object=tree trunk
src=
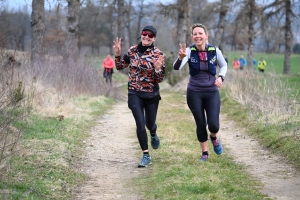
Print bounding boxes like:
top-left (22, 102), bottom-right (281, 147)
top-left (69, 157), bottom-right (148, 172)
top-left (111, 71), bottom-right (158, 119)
top-left (31, 0), bottom-right (45, 64)
top-left (214, 0), bottom-right (231, 49)
top-left (176, 0), bottom-right (189, 46)
top-left (117, 0), bottom-right (125, 55)
top-left (185, 1), bottom-right (191, 45)
top-left (283, 0), bottom-right (292, 74)
top-left (135, 0), bottom-right (145, 40)
top-left (65, 0), bottom-right (80, 66)
top-left (176, 0), bottom-right (189, 76)
top-left (125, 0), bottom-right (133, 47)
top-left (247, 0), bottom-right (255, 71)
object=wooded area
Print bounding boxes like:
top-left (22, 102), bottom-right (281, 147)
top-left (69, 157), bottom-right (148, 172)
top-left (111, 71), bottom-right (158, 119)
top-left (0, 0), bottom-right (300, 74)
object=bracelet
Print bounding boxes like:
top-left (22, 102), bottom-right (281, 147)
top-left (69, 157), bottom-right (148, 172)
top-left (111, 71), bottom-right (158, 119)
top-left (115, 56), bottom-right (121, 58)
top-left (155, 68), bottom-right (162, 73)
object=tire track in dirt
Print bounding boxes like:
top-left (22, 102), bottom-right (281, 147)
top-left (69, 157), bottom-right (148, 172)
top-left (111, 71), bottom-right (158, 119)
top-left (220, 114), bottom-right (300, 199)
top-left (73, 102), bottom-right (145, 200)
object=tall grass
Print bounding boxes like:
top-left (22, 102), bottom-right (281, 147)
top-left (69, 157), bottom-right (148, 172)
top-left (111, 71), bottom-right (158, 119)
top-left (222, 68), bottom-right (300, 169)
top-left (0, 49), bottom-right (122, 199)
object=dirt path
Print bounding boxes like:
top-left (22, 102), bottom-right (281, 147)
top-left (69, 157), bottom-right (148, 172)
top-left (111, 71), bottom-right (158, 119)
top-left (73, 101), bottom-right (300, 200)
top-left (73, 102), bottom-right (146, 200)
top-left (220, 114), bottom-right (300, 199)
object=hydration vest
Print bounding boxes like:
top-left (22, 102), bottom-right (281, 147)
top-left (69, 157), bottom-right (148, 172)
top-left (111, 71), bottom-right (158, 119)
top-left (187, 44), bottom-right (217, 76)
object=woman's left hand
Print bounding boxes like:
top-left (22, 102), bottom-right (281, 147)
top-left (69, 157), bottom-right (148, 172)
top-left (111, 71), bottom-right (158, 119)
top-left (154, 55), bottom-right (164, 71)
top-left (214, 77), bottom-right (223, 88)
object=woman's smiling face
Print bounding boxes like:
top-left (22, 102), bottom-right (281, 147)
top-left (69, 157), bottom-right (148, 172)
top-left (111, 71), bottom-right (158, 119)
top-left (141, 30), bottom-right (156, 46)
top-left (192, 27), bottom-right (208, 48)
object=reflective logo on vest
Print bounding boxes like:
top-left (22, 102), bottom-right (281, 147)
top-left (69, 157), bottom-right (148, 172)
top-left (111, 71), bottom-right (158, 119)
top-left (209, 55), bottom-right (216, 64)
top-left (190, 57), bottom-right (197, 63)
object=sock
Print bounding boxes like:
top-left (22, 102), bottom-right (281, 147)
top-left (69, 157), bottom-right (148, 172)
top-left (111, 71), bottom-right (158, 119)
top-left (150, 132), bottom-right (156, 137)
top-left (210, 135), bottom-right (217, 141)
top-left (202, 151), bottom-right (208, 156)
top-left (143, 152), bottom-right (149, 155)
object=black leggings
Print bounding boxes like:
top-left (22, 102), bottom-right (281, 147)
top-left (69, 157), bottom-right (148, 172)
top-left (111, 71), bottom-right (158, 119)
top-left (187, 89), bottom-right (220, 143)
top-left (128, 94), bottom-right (160, 151)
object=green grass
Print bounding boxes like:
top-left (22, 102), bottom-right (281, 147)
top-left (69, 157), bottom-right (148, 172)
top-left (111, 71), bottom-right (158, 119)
top-left (226, 51), bottom-right (300, 74)
top-left (135, 92), bottom-right (266, 200)
top-left (1, 96), bottom-right (114, 199)
top-left (220, 87), bottom-right (300, 170)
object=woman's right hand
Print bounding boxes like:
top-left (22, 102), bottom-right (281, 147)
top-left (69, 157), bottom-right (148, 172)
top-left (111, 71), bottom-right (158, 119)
top-left (113, 37), bottom-right (121, 56)
top-left (178, 44), bottom-right (187, 60)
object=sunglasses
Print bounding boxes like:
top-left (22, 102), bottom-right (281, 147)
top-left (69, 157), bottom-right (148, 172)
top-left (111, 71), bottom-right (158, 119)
top-left (141, 31), bottom-right (155, 38)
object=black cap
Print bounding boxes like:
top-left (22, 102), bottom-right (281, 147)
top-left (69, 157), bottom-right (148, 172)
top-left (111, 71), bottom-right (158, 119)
top-left (142, 25), bottom-right (157, 37)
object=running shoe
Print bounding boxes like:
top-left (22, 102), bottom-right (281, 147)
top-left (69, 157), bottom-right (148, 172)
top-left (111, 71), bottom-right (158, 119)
top-left (138, 154), bottom-right (152, 168)
top-left (211, 138), bottom-right (223, 155)
top-left (151, 133), bottom-right (160, 149)
top-left (200, 155), bottom-right (208, 162)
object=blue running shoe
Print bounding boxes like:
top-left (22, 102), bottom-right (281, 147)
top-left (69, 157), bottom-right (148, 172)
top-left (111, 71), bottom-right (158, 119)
top-left (200, 155), bottom-right (208, 162)
top-left (138, 154), bottom-right (152, 168)
top-left (211, 138), bottom-right (223, 155)
top-left (151, 133), bottom-right (160, 149)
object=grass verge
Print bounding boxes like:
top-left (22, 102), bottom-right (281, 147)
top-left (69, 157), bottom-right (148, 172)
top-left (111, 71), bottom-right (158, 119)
top-left (221, 87), bottom-right (300, 170)
top-left (0, 96), bottom-right (114, 199)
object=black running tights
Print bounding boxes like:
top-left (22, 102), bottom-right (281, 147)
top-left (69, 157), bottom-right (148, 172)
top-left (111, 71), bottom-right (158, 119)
top-left (187, 89), bottom-right (220, 143)
top-left (128, 94), bottom-right (159, 151)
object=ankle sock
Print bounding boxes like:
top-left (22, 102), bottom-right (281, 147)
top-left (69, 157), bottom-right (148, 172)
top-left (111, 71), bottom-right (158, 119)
top-left (150, 133), bottom-right (156, 137)
top-left (210, 135), bottom-right (217, 141)
top-left (202, 151), bottom-right (208, 156)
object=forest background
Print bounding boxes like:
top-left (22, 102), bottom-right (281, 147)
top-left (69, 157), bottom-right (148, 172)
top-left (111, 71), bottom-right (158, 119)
top-left (1, 0), bottom-right (300, 199)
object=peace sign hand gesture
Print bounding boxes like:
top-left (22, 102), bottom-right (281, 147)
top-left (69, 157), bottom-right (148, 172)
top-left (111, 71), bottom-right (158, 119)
top-left (178, 44), bottom-right (187, 60)
top-left (113, 37), bottom-right (122, 56)
top-left (153, 54), bottom-right (164, 71)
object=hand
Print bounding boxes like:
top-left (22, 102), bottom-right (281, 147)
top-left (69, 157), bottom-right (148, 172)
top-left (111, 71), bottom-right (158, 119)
top-left (214, 77), bottom-right (223, 88)
top-left (113, 37), bottom-right (121, 56)
top-left (178, 44), bottom-right (187, 60)
top-left (154, 55), bottom-right (164, 71)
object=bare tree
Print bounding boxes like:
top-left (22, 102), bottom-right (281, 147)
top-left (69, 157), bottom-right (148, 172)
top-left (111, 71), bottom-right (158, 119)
top-left (213, 0), bottom-right (233, 50)
top-left (135, 0), bottom-right (146, 40)
top-left (65, 0), bottom-right (80, 65)
top-left (124, 0), bottom-right (134, 46)
top-left (262, 0), bottom-right (294, 74)
top-left (176, 0), bottom-right (190, 46)
top-left (283, 0), bottom-right (292, 74)
top-left (246, 0), bottom-right (257, 72)
top-left (117, 0), bottom-right (125, 54)
top-left (31, 0), bottom-right (45, 64)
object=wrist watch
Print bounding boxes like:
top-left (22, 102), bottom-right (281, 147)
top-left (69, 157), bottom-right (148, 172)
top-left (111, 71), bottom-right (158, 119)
top-left (218, 75), bottom-right (224, 82)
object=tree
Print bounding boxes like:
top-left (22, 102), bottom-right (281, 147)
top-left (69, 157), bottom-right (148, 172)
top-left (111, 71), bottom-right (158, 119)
top-left (117, 0), bottom-right (125, 55)
top-left (283, 0), bottom-right (292, 74)
top-left (262, 0), bottom-right (294, 74)
top-left (246, 0), bottom-right (258, 72)
top-left (31, 0), bottom-right (45, 64)
top-left (176, 0), bottom-right (190, 46)
top-left (65, 0), bottom-right (80, 65)
top-left (135, 0), bottom-right (146, 40)
top-left (213, 0), bottom-right (233, 50)
top-left (124, 0), bottom-right (134, 46)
